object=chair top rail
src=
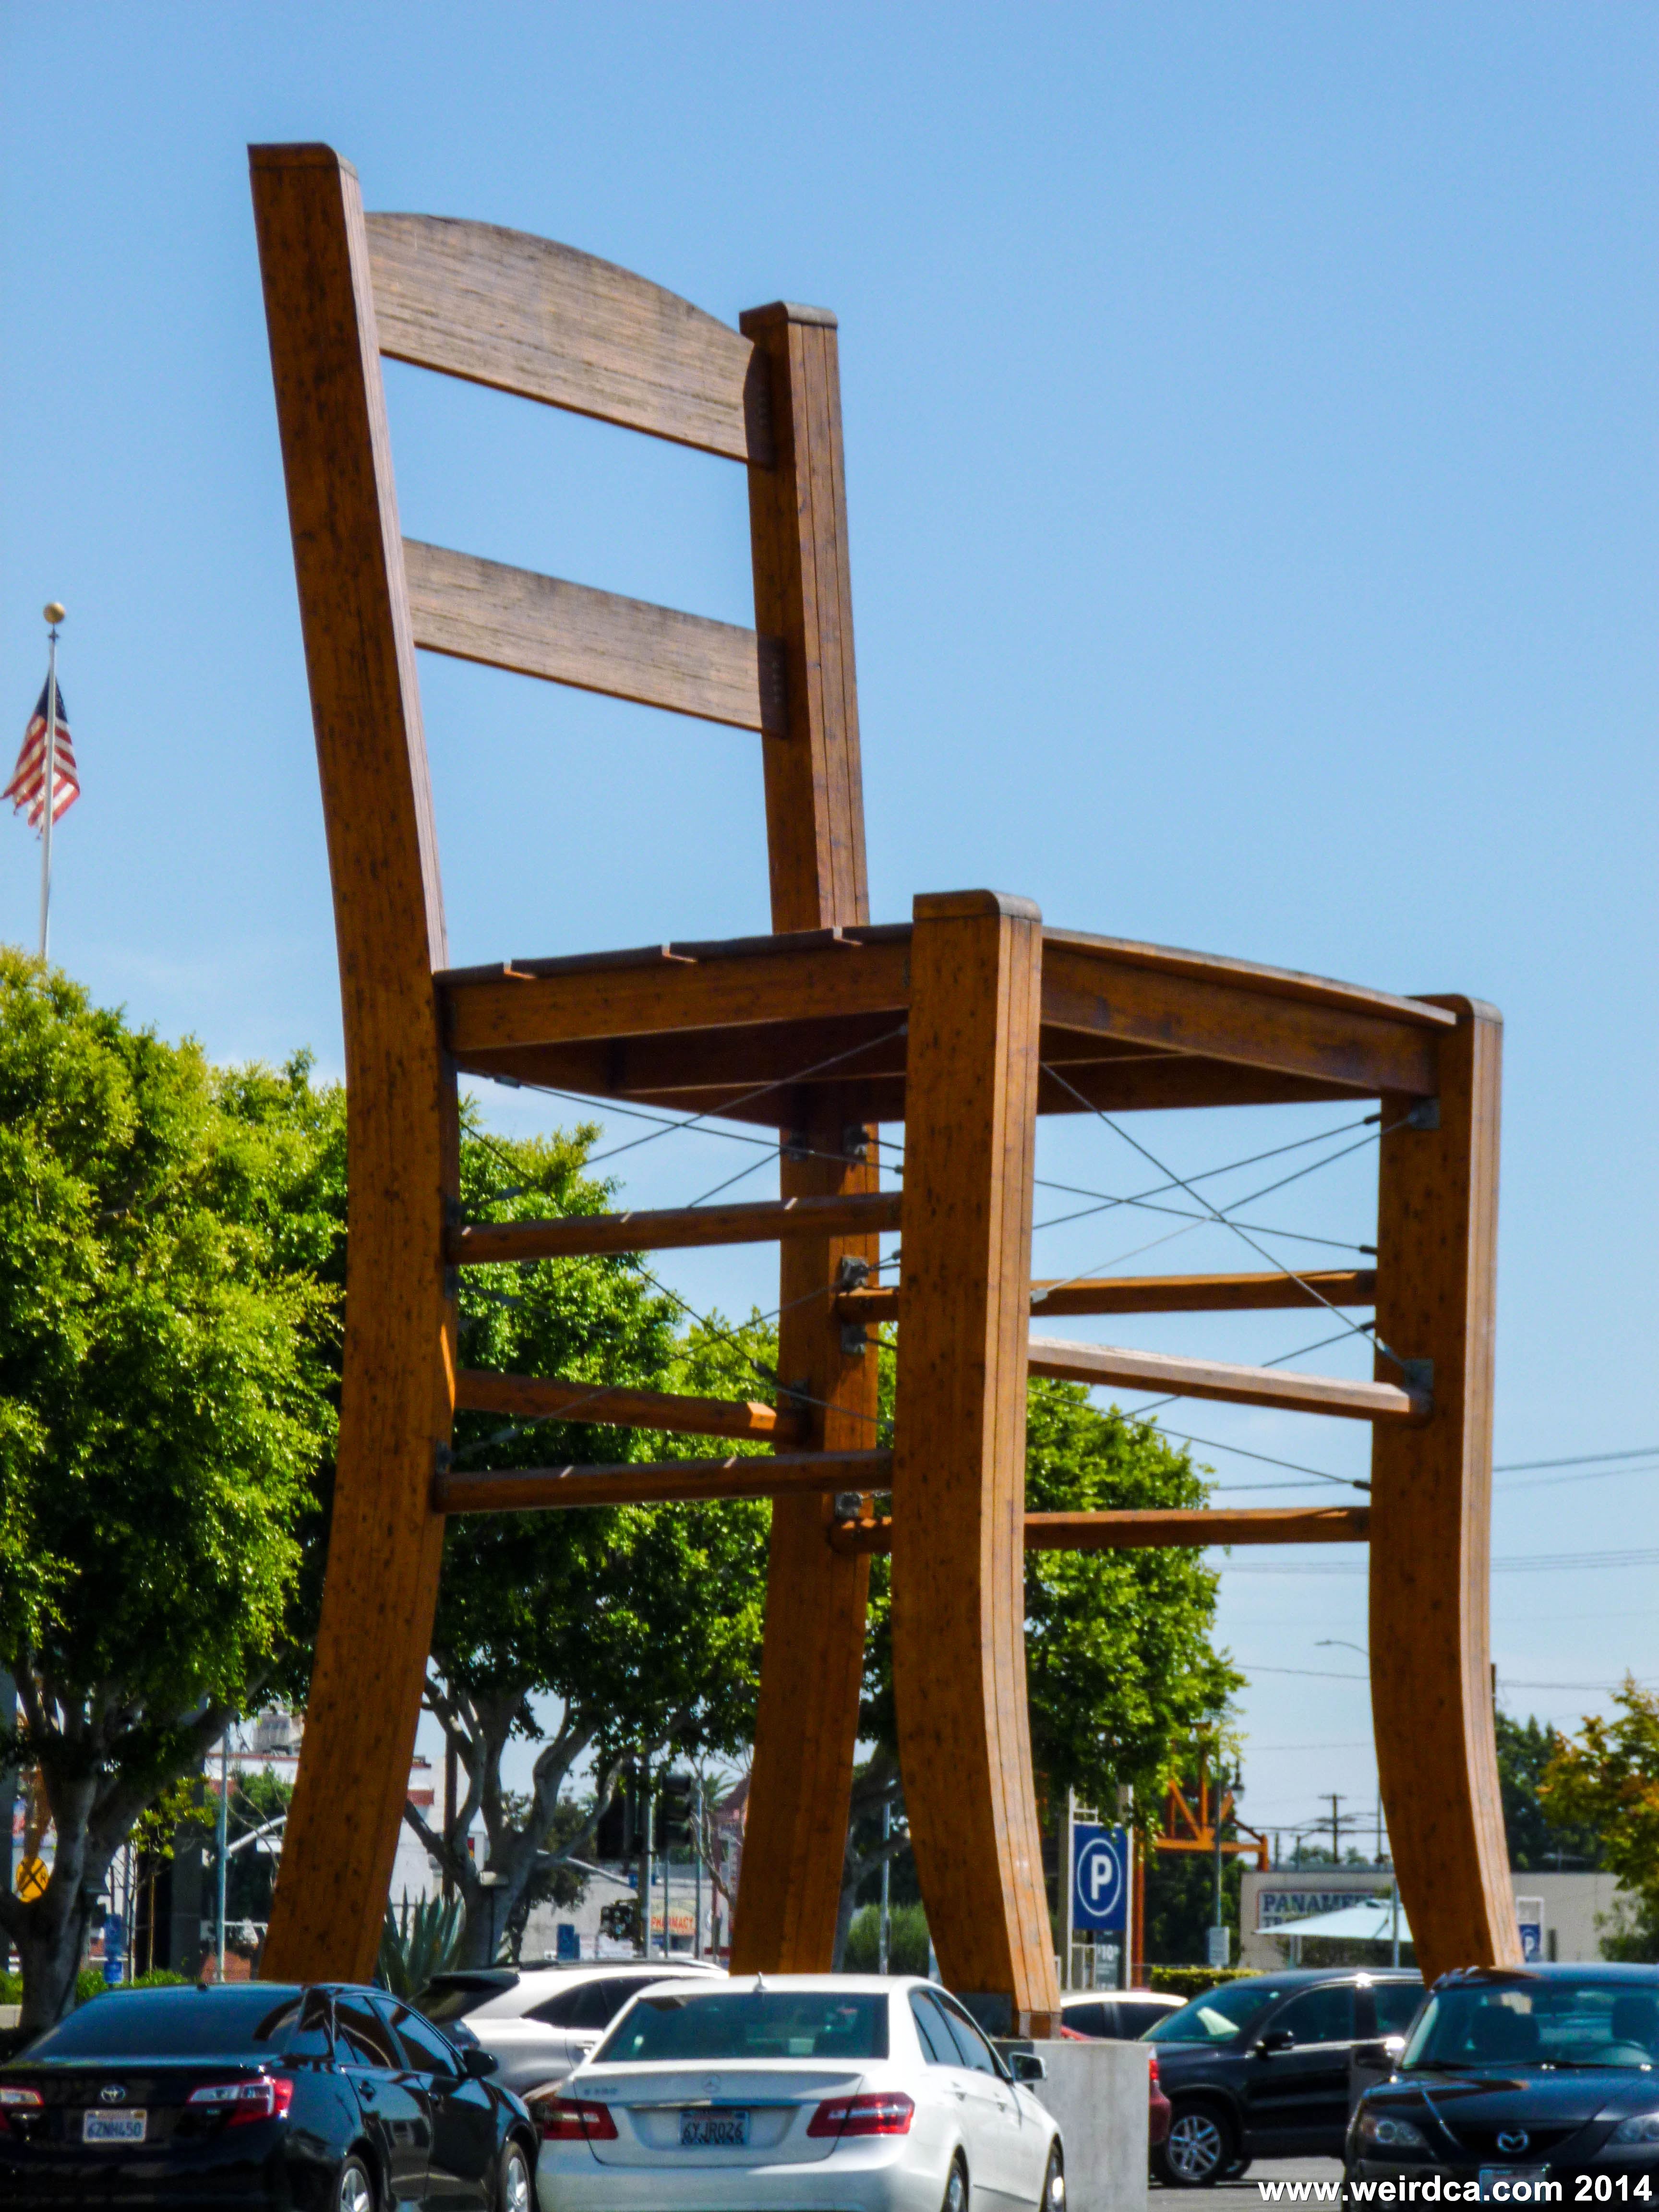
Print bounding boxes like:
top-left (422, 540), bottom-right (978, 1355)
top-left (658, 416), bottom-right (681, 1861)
top-left (365, 212), bottom-right (773, 463)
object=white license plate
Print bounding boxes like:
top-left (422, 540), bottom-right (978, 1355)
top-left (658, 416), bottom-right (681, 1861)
top-left (680, 2110), bottom-right (750, 2148)
top-left (83, 2109), bottom-right (147, 2144)
top-left (1478, 2168), bottom-right (1550, 2200)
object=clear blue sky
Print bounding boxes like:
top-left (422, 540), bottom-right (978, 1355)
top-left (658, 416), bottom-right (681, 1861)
top-left (3, 3), bottom-right (1655, 1854)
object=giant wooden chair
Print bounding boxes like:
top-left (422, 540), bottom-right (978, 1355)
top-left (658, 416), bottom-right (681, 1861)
top-left (251, 144), bottom-right (1517, 2024)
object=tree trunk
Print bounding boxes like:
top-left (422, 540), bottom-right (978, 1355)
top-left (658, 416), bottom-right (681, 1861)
top-left (12, 1886), bottom-right (91, 2032)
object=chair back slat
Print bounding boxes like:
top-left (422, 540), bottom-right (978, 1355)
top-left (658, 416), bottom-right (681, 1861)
top-left (366, 214), bottom-right (771, 463)
top-left (403, 539), bottom-right (785, 734)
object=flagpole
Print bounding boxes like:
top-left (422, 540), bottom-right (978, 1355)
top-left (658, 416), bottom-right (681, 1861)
top-left (38, 602), bottom-right (64, 962)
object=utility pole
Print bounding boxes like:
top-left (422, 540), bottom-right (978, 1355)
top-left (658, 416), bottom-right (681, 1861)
top-left (636, 1762), bottom-right (652, 1960)
top-left (879, 1795), bottom-right (892, 1974)
top-left (1328, 1793), bottom-right (1344, 1866)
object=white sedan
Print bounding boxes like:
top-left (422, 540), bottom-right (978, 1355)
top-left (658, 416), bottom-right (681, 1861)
top-left (530, 1974), bottom-right (1064, 2212)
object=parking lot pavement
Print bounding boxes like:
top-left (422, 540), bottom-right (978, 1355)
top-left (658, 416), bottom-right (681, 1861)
top-left (1219, 2156), bottom-right (1345, 2194)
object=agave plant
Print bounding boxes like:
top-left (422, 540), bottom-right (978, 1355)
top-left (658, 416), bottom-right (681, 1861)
top-left (377, 1892), bottom-right (468, 2001)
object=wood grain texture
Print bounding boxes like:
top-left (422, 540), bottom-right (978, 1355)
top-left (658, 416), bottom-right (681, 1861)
top-left (834, 1506), bottom-right (1371, 1554)
top-left (838, 1267), bottom-right (1378, 1325)
top-left (442, 932), bottom-right (910, 1057)
top-left (733, 1108), bottom-right (884, 1974)
top-left (366, 213), bottom-right (769, 462)
top-left (249, 143), bottom-right (453, 1984)
top-left (743, 304), bottom-right (869, 937)
top-left (436, 1450), bottom-right (889, 1514)
top-left (1370, 999), bottom-right (1516, 1983)
top-left (403, 539), bottom-right (785, 734)
top-left (730, 307), bottom-right (878, 1975)
top-left (890, 891), bottom-right (1061, 2036)
top-left (449, 1191), bottom-right (901, 1264)
top-left (454, 1369), bottom-right (807, 1446)
top-left (1042, 938), bottom-right (1443, 1097)
top-left (1027, 1337), bottom-right (1428, 1423)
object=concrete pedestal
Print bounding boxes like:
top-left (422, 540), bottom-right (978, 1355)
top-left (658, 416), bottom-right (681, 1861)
top-left (997, 2037), bottom-right (1149, 2212)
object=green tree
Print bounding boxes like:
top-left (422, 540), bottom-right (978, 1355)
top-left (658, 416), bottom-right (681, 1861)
top-left (403, 1125), bottom-right (772, 1965)
top-left (1498, 1709), bottom-right (1601, 1872)
top-left (855, 1377), bottom-right (1241, 1957)
top-left (1542, 1682), bottom-right (1659, 1958)
top-left (0, 956), bottom-right (340, 2027)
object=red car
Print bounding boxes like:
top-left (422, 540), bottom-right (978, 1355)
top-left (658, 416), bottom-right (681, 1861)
top-left (1058, 2024), bottom-right (1170, 2146)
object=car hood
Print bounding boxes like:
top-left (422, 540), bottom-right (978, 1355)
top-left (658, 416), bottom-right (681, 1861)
top-left (1373, 2069), bottom-right (1659, 2135)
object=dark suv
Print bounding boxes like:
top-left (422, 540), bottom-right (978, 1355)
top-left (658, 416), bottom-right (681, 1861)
top-left (1148, 1967), bottom-right (1424, 2185)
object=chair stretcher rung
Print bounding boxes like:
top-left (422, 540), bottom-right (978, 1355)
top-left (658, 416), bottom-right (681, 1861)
top-left (836, 1267), bottom-right (1377, 1325)
top-left (454, 1369), bottom-right (806, 1446)
top-left (1026, 1336), bottom-right (1427, 1423)
top-left (434, 1449), bottom-right (892, 1515)
top-left (449, 1192), bottom-right (900, 1264)
top-left (830, 1505), bottom-right (1371, 1555)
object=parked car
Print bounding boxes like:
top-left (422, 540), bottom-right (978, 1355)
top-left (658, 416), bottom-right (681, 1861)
top-left (1057, 1995), bottom-right (1178, 2153)
top-left (0, 1979), bottom-right (537, 2209)
top-left (1060, 1989), bottom-right (1184, 2040)
top-left (1146, 1966), bottom-right (1424, 2186)
top-left (422, 1960), bottom-right (725, 2095)
top-left (1349, 1963), bottom-right (1659, 2196)
top-left (529, 1973), bottom-right (1064, 2212)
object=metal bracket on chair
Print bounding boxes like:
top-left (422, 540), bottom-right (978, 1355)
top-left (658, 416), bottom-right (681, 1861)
top-left (841, 1124), bottom-right (870, 1164)
top-left (832, 1491), bottom-right (863, 1521)
top-left (433, 1442), bottom-right (453, 1476)
top-left (841, 1322), bottom-right (869, 1358)
top-left (1406, 1098), bottom-right (1441, 1131)
top-left (1400, 1357), bottom-right (1434, 1396)
top-left (782, 1130), bottom-right (811, 1163)
top-left (836, 1255), bottom-right (870, 1290)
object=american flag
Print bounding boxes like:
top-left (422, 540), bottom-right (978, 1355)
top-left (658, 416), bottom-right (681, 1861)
top-left (5, 675), bottom-right (79, 831)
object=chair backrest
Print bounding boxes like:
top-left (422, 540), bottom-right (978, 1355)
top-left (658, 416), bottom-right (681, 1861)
top-left (249, 142), bottom-right (869, 1010)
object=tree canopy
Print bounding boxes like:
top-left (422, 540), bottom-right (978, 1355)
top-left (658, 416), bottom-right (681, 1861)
top-left (0, 955), bottom-right (340, 2024)
top-left (1541, 1682), bottom-right (1659, 1957)
top-left (1497, 1708), bottom-right (1602, 1873)
top-left (408, 1120), bottom-right (772, 1962)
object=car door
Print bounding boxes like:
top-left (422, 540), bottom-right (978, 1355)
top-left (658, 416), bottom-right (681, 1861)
top-left (934, 1992), bottom-right (1044, 2208)
top-left (1244, 1982), bottom-right (1358, 2150)
top-left (334, 1991), bottom-right (431, 2204)
top-left (384, 2000), bottom-right (499, 2211)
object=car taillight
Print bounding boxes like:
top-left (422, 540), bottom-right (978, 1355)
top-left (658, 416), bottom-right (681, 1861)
top-left (185, 2076), bottom-right (295, 2126)
top-left (535, 2097), bottom-right (619, 2142)
top-left (1148, 2051), bottom-right (1160, 2084)
top-left (0, 2081), bottom-right (42, 2133)
top-left (807, 2092), bottom-right (915, 2139)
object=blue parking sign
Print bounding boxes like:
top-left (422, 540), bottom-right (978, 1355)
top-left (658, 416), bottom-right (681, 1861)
top-left (1072, 1822), bottom-right (1129, 1934)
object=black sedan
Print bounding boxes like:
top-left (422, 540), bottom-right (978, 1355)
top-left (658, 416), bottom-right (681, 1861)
top-left (0, 1979), bottom-right (538, 2209)
top-left (1147, 1965), bottom-right (1425, 2184)
top-left (1350, 1963), bottom-right (1659, 2198)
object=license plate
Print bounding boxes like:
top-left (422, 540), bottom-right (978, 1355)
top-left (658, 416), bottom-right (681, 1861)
top-left (83, 2109), bottom-right (147, 2144)
top-left (679, 2110), bottom-right (750, 2148)
top-left (1478, 2168), bottom-right (1550, 2200)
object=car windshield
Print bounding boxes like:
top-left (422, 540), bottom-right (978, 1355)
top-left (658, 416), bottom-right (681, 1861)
top-left (17, 1987), bottom-right (301, 2059)
top-left (1403, 1979), bottom-right (1659, 2072)
top-left (1147, 1981), bottom-right (1284, 2045)
top-left (420, 1974), bottom-right (518, 2025)
top-left (595, 1989), bottom-right (889, 2064)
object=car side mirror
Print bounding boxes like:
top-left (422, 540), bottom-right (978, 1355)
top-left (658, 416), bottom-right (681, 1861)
top-left (461, 2046), bottom-right (499, 2079)
top-left (1009, 2052), bottom-right (1047, 2084)
top-left (1255, 2029), bottom-right (1295, 2057)
top-left (1353, 2036), bottom-right (1405, 2070)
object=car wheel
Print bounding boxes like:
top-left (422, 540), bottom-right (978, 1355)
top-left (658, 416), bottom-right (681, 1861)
top-left (1040, 2142), bottom-right (1066, 2212)
top-left (943, 2152), bottom-right (970, 2212)
top-left (498, 2139), bottom-right (533, 2212)
top-left (1224, 2155), bottom-right (1252, 2181)
top-left (1156, 2101), bottom-right (1235, 2188)
top-left (332, 2156), bottom-right (377, 2212)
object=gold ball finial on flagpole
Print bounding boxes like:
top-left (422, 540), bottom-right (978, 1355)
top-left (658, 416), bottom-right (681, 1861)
top-left (43, 602), bottom-right (65, 626)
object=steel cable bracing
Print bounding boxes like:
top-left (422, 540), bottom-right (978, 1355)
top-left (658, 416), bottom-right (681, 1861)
top-left (1039, 1061), bottom-right (1407, 1371)
top-left (1030, 1113), bottom-right (1381, 1240)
